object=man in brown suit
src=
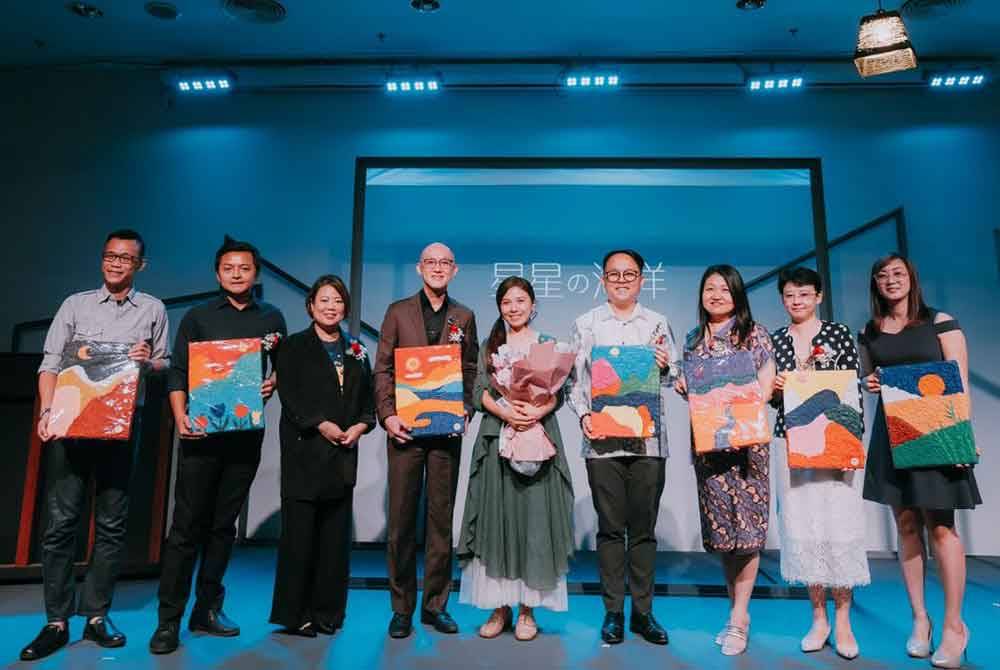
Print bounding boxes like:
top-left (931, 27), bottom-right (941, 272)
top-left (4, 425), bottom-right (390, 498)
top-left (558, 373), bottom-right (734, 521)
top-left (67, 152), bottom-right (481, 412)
top-left (373, 242), bottom-right (478, 639)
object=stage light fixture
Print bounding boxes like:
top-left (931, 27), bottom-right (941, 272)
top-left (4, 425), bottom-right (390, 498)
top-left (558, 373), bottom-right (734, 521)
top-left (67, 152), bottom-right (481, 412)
top-left (174, 75), bottom-right (233, 95)
top-left (385, 77), bottom-right (442, 94)
top-left (747, 74), bottom-right (804, 93)
top-left (853, 6), bottom-right (917, 78)
top-left (563, 72), bottom-right (620, 89)
top-left (927, 71), bottom-right (988, 90)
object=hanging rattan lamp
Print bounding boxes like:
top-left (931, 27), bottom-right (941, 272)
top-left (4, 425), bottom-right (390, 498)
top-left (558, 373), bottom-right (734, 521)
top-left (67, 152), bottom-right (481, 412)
top-left (853, 4), bottom-right (918, 78)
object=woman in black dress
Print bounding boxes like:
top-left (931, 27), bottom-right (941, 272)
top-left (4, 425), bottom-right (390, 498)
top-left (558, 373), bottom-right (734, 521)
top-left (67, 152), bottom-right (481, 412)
top-left (269, 275), bottom-right (375, 636)
top-left (860, 254), bottom-right (980, 668)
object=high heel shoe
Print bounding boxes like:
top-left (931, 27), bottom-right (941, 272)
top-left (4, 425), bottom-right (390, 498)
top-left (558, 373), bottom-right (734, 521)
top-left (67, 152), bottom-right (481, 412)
top-left (906, 617), bottom-right (934, 658)
top-left (835, 634), bottom-right (860, 660)
top-left (800, 623), bottom-right (831, 653)
top-left (930, 623), bottom-right (970, 669)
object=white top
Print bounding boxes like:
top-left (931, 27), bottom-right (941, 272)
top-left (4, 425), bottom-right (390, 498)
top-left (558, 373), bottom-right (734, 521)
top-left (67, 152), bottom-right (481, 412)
top-left (568, 302), bottom-right (680, 459)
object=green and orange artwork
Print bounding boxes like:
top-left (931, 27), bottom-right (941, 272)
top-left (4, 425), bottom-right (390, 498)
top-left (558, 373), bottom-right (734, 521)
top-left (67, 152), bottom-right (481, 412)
top-left (880, 360), bottom-right (977, 468)
top-left (188, 338), bottom-right (264, 434)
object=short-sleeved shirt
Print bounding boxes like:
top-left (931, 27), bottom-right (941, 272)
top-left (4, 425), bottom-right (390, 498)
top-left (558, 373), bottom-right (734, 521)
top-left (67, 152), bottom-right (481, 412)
top-left (568, 302), bottom-right (681, 459)
top-left (683, 317), bottom-right (774, 371)
top-left (770, 320), bottom-right (862, 438)
top-left (39, 285), bottom-right (169, 375)
top-left (168, 295), bottom-right (287, 394)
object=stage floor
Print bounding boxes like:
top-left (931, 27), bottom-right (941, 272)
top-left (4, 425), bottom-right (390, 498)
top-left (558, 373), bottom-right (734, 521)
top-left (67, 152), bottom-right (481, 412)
top-left (2, 547), bottom-right (997, 669)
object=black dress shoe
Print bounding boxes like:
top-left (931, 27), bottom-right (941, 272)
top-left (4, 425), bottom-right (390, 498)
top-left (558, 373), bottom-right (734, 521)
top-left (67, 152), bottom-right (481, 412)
top-left (420, 609), bottom-right (459, 634)
top-left (601, 612), bottom-right (625, 644)
top-left (630, 610), bottom-right (669, 645)
top-left (83, 616), bottom-right (127, 648)
top-left (280, 623), bottom-right (317, 638)
top-left (20, 623), bottom-right (69, 661)
top-left (388, 613), bottom-right (412, 639)
top-left (315, 620), bottom-right (339, 635)
top-left (189, 608), bottom-right (240, 637)
top-left (148, 622), bottom-right (180, 655)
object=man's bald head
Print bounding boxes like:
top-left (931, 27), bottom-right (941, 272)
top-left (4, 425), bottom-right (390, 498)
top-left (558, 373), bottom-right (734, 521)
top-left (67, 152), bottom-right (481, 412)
top-left (419, 242), bottom-right (454, 263)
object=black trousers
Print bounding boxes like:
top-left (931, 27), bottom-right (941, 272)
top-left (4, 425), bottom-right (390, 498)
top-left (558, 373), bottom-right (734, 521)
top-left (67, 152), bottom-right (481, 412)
top-left (41, 438), bottom-right (134, 621)
top-left (269, 495), bottom-right (353, 629)
top-left (585, 456), bottom-right (666, 614)
top-left (157, 431), bottom-right (262, 624)
top-left (386, 437), bottom-right (461, 615)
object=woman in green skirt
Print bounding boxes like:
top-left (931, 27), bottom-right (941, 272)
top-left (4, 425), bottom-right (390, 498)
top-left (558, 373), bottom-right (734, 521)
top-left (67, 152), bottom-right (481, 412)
top-left (457, 276), bottom-right (575, 641)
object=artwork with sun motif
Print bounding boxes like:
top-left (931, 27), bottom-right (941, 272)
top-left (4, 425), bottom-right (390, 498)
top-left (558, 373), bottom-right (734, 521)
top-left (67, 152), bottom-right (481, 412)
top-left (395, 344), bottom-right (465, 438)
top-left (784, 370), bottom-right (865, 469)
top-left (880, 360), bottom-right (977, 468)
top-left (48, 341), bottom-right (140, 440)
top-left (684, 351), bottom-right (770, 454)
top-left (188, 338), bottom-right (264, 434)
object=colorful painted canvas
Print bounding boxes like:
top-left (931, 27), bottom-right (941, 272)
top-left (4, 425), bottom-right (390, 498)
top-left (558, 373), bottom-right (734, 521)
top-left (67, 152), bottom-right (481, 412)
top-left (395, 344), bottom-right (465, 438)
top-left (881, 361), bottom-right (977, 468)
top-left (784, 370), bottom-right (865, 469)
top-left (188, 338), bottom-right (264, 434)
top-left (590, 345), bottom-right (659, 439)
top-left (48, 341), bottom-right (140, 440)
top-left (685, 351), bottom-right (770, 454)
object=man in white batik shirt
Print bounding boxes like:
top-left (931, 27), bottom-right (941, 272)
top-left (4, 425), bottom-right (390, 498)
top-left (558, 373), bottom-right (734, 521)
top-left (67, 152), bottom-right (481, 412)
top-left (568, 248), bottom-right (679, 647)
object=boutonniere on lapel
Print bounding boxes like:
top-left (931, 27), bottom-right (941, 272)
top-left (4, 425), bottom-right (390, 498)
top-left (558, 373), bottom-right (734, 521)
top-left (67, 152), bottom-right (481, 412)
top-left (262, 331), bottom-right (282, 352)
top-left (800, 343), bottom-right (841, 370)
top-left (347, 339), bottom-right (368, 361)
top-left (447, 317), bottom-right (464, 344)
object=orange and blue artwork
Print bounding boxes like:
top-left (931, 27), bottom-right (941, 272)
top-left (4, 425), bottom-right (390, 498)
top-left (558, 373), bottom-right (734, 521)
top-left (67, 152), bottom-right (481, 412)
top-left (881, 361), bottom-right (977, 468)
top-left (48, 341), bottom-right (140, 440)
top-left (395, 344), bottom-right (465, 438)
top-left (590, 345), bottom-right (659, 439)
top-left (685, 351), bottom-right (770, 454)
top-left (188, 338), bottom-right (264, 434)
top-left (784, 370), bottom-right (865, 469)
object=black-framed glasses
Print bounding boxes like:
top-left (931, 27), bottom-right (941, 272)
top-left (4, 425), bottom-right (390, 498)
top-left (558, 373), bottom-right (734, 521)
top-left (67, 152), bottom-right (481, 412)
top-left (604, 270), bottom-right (640, 283)
top-left (102, 252), bottom-right (141, 267)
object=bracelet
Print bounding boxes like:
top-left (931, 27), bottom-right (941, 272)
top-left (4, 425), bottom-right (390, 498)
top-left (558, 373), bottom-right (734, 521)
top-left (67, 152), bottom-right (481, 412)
top-left (579, 412), bottom-right (590, 428)
top-left (39, 407), bottom-right (51, 417)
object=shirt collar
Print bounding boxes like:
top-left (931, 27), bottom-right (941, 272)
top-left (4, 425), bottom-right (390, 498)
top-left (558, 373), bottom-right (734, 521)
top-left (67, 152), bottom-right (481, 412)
top-left (710, 316), bottom-right (737, 339)
top-left (598, 301), bottom-right (648, 323)
top-left (97, 284), bottom-right (137, 305)
top-left (214, 292), bottom-right (260, 310)
top-left (418, 289), bottom-right (449, 312)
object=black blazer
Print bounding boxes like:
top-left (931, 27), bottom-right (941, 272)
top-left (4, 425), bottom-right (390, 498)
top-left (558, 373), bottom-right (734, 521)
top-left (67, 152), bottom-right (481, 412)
top-left (276, 326), bottom-right (376, 501)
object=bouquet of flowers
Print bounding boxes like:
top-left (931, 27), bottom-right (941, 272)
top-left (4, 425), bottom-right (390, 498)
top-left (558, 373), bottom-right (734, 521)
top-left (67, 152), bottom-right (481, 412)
top-left (491, 339), bottom-right (576, 476)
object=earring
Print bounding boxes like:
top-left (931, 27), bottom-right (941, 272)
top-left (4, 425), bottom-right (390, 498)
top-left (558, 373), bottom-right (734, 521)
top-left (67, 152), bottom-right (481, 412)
top-left (529, 309), bottom-right (538, 322)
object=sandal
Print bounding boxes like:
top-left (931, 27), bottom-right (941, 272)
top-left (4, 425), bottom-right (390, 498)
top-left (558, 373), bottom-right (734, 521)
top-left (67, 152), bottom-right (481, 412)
top-left (720, 624), bottom-right (750, 656)
top-left (514, 608), bottom-right (538, 641)
top-left (478, 606), bottom-right (512, 639)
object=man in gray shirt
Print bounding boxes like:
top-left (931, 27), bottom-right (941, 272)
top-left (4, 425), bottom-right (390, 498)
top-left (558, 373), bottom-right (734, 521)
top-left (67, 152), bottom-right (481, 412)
top-left (20, 230), bottom-right (169, 662)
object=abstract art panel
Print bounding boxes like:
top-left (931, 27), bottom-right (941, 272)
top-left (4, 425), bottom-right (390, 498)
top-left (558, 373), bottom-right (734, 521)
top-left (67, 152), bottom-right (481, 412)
top-left (188, 338), bottom-right (264, 434)
top-left (590, 345), bottom-right (659, 439)
top-left (49, 341), bottom-right (140, 440)
top-left (881, 360), bottom-right (977, 468)
top-left (395, 344), bottom-right (465, 438)
top-left (784, 370), bottom-right (865, 469)
top-left (685, 351), bottom-right (770, 454)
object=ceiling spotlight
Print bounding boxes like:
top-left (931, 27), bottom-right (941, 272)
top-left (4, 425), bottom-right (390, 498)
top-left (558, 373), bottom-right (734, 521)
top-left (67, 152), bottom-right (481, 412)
top-left (736, 0), bottom-right (766, 9)
top-left (563, 72), bottom-right (619, 89)
top-left (68, 2), bottom-right (104, 18)
top-left (926, 71), bottom-right (988, 90)
top-left (853, 7), bottom-right (917, 77)
top-left (747, 74), bottom-right (804, 92)
top-left (410, 0), bottom-right (440, 12)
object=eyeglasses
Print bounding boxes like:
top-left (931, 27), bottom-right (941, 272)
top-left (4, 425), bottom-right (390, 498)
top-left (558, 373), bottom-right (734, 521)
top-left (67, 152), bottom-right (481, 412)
top-left (875, 270), bottom-right (907, 283)
top-left (102, 253), bottom-right (141, 267)
top-left (604, 270), bottom-right (640, 283)
top-left (782, 291), bottom-right (818, 301)
top-left (421, 258), bottom-right (455, 269)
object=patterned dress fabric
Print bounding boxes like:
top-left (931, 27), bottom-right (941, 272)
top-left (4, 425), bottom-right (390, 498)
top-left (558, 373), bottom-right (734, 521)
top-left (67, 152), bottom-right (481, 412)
top-left (684, 319), bottom-right (774, 554)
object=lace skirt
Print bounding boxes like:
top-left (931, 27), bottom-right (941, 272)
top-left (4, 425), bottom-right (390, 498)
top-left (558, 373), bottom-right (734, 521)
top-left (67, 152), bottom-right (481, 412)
top-left (774, 439), bottom-right (871, 589)
top-left (459, 557), bottom-right (569, 611)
